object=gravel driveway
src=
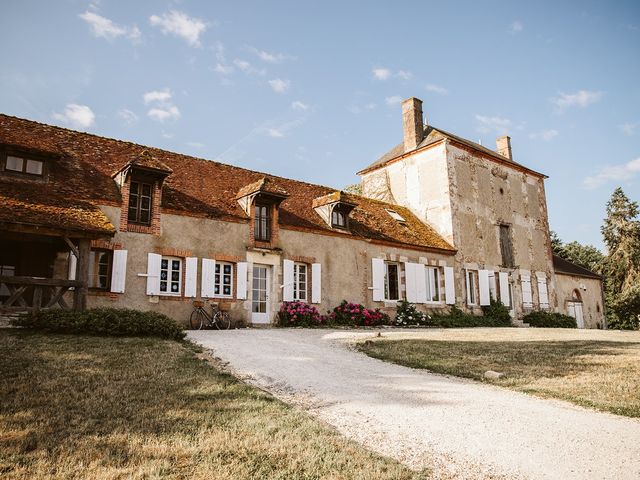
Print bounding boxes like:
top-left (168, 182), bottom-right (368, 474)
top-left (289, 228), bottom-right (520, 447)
top-left (188, 329), bottom-right (640, 480)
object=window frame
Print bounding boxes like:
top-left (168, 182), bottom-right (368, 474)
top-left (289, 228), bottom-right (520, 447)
top-left (128, 179), bottom-right (154, 226)
top-left (331, 209), bottom-right (347, 229)
top-left (254, 203), bottom-right (272, 242)
top-left (293, 262), bottom-right (308, 302)
top-left (159, 256), bottom-right (182, 296)
top-left (499, 224), bottom-right (515, 268)
top-left (88, 249), bottom-right (112, 290)
top-left (425, 266), bottom-right (442, 303)
top-left (384, 262), bottom-right (401, 301)
top-left (466, 269), bottom-right (479, 305)
top-left (1, 150), bottom-right (47, 179)
top-left (214, 261), bottom-right (234, 298)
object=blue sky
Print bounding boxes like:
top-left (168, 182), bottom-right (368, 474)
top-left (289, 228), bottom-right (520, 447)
top-left (1, 0), bottom-right (639, 249)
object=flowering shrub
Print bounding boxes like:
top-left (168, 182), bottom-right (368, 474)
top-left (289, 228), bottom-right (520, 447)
top-left (393, 300), bottom-right (430, 326)
top-left (277, 301), bottom-right (324, 327)
top-left (328, 300), bottom-right (390, 327)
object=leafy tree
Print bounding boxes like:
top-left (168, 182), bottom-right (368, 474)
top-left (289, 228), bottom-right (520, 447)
top-left (561, 241), bottom-right (604, 273)
top-left (344, 183), bottom-right (362, 195)
top-left (600, 188), bottom-right (640, 329)
top-left (550, 230), bottom-right (564, 256)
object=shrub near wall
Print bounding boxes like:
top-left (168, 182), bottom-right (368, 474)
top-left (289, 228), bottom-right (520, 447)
top-left (13, 308), bottom-right (186, 340)
top-left (277, 301), bottom-right (324, 327)
top-left (522, 311), bottom-right (577, 328)
top-left (329, 301), bottom-right (390, 327)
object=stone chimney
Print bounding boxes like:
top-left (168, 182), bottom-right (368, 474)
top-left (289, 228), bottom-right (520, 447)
top-left (402, 97), bottom-right (424, 152)
top-left (496, 135), bottom-right (512, 161)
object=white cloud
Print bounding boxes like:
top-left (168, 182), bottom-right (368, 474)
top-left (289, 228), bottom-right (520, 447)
top-left (266, 128), bottom-right (285, 138)
top-left (118, 108), bottom-right (138, 126)
top-left (79, 11), bottom-right (141, 41)
top-left (143, 88), bottom-right (172, 104)
top-left (385, 95), bottom-right (402, 106)
top-left (508, 21), bottom-right (524, 34)
top-left (583, 157), bottom-right (640, 189)
top-left (143, 89), bottom-right (180, 122)
top-left (396, 70), bottom-right (413, 80)
top-left (232, 59), bottom-right (265, 76)
top-left (268, 78), bottom-right (290, 93)
top-left (425, 83), bottom-right (449, 95)
top-left (249, 47), bottom-right (292, 63)
top-left (620, 122), bottom-right (639, 136)
top-left (528, 129), bottom-right (559, 141)
top-left (149, 10), bottom-right (207, 47)
top-left (372, 68), bottom-right (392, 80)
top-left (148, 106), bottom-right (180, 122)
top-left (291, 101), bottom-right (309, 111)
top-left (348, 102), bottom-right (377, 114)
top-left (186, 141), bottom-right (204, 148)
top-left (213, 63), bottom-right (234, 75)
top-left (52, 104), bottom-right (95, 129)
top-left (552, 90), bottom-right (603, 112)
top-left (475, 114), bottom-right (512, 135)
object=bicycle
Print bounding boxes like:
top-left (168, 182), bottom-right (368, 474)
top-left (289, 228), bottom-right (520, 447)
top-left (189, 301), bottom-right (231, 330)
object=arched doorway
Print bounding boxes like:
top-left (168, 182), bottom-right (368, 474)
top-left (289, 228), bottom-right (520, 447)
top-left (567, 289), bottom-right (584, 328)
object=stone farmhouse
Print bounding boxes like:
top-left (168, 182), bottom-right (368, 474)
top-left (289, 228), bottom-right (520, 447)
top-left (0, 97), bottom-right (604, 328)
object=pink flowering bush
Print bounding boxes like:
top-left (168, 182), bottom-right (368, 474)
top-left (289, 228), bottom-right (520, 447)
top-left (328, 300), bottom-right (390, 327)
top-left (277, 301), bottom-right (324, 327)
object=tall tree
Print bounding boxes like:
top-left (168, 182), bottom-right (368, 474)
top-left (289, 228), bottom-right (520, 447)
top-left (601, 188), bottom-right (640, 329)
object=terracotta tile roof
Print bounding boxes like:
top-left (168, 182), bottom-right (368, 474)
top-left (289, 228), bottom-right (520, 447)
top-left (0, 114), bottom-right (455, 252)
top-left (120, 149), bottom-right (173, 176)
top-left (552, 255), bottom-right (601, 280)
top-left (236, 177), bottom-right (289, 199)
top-left (357, 125), bottom-right (546, 178)
top-left (312, 191), bottom-right (357, 209)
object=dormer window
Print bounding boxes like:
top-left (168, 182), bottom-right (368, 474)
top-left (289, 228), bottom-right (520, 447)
top-left (254, 203), bottom-right (271, 241)
top-left (331, 209), bottom-right (347, 228)
top-left (128, 179), bottom-right (153, 225)
top-left (386, 209), bottom-right (406, 223)
top-left (2, 150), bottom-right (48, 179)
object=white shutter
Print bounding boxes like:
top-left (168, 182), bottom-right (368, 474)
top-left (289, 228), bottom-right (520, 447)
top-left (536, 272), bottom-right (549, 309)
top-left (68, 251), bottom-right (77, 281)
top-left (110, 250), bottom-right (128, 293)
top-left (404, 262), bottom-right (417, 303)
top-left (283, 259), bottom-right (294, 302)
top-left (371, 258), bottom-right (385, 301)
top-left (521, 272), bottom-right (533, 307)
top-left (444, 266), bottom-right (455, 305)
top-left (184, 257), bottom-right (198, 298)
top-left (311, 263), bottom-right (321, 304)
top-left (478, 269), bottom-right (491, 306)
top-left (415, 263), bottom-right (427, 303)
top-left (146, 253), bottom-right (161, 295)
top-left (236, 262), bottom-right (248, 300)
top-left (201, 258), bottom-right (216, 298)
top-left (488, 270), bottom-right (496, 300)
top-left (499, 272), bottom-right (510, 307)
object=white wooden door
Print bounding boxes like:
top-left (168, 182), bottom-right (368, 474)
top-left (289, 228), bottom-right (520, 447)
top-left (251, 264), bottom-right (271, 324)
top-left (568, 301), bottom-right (585, 328)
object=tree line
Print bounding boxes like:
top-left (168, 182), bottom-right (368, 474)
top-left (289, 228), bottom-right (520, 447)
top-left (552, 187), bottom-right (640, 330)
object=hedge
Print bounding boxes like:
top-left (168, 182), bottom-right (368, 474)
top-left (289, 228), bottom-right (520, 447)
top-left (522, 311), bottom-right (577, 328)
top-left (13, 308), bottom-right (186, 340)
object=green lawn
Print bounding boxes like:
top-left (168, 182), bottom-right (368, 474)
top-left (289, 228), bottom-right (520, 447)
top-left (0, 330), bottom-right (428, 479)
top-left (356, 329), bottom-right (640, 418)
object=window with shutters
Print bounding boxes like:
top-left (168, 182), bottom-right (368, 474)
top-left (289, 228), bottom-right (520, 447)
top-left (384, 263), bottom-right (400, 300)
top-left (88, 249), bottom-right (112, 290)
top-left (214, 262), bottom-right (233, 297)
top-left (293, 263), bottom-right (308, 301)
top-left (128, 180), bottom-right (153, 225)
top-left (466, 270), bottom-right (479, 305)
top-left (499, 224), bottom-right (515, 268)
top-left (254, 203), bottom-right (271, 241)
top-left (425, 266), bottom-right (441, 302)
top-left (160, 256), bottom-right (182, 296)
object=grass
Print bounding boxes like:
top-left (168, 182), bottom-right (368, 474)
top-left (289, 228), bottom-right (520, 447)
top-left (0, 330), bottom-right (429, 479)
top-left (356, 328), bottom-right (640, 418)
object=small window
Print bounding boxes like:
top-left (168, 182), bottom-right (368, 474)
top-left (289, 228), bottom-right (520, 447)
top-left (0, 265), bottom-right (16, 296)
top-left (160, 256), bottom-right (182, 295)
top-left (331, 209), bottom-right (346, 228)
top-left (386, 209), bottom-right (406, 222)
top-left (214, 262), bottom-right (234, 297)
top-left (254, 203), bottom-right (271, 241)
top-left (466, 270), bottom-right (479, 305)
top-left (128, 180), bottom-right (153, 225)
top-left (5, 155), bottom-right (44, 176)
top-left (293, 263), bottom-right (307, 301)
top-left (89, 250), bottom-right (112, 290)
top-left (499, 224), bottom-right (514, 267)
top-left (384, 263), bottom-right (400, 300)
top-left (425, 267), bottom-right (441, 302)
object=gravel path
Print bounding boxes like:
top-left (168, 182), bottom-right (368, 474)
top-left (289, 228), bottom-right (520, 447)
top-left (188, 329), bottom-right (640, 480)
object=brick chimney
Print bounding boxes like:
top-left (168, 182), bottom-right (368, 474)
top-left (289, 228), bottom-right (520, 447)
top-left (496, 135), bottom-right (512, 161)
top-left (402, 97), bottom-right (424, 152)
